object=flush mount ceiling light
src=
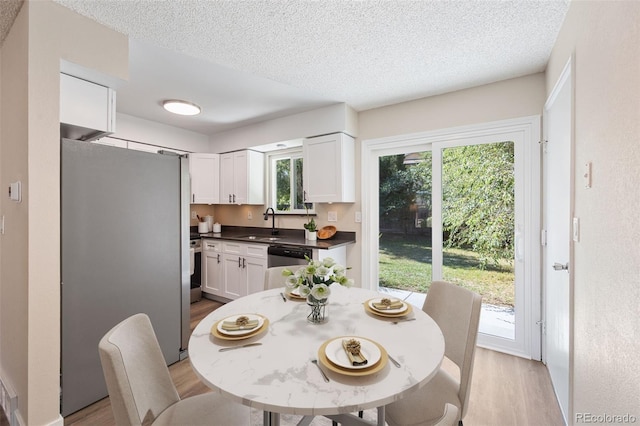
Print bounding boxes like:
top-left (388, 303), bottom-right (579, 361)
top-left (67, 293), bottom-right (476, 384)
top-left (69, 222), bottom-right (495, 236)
top-left (162, 99), bottom-right (201, 116)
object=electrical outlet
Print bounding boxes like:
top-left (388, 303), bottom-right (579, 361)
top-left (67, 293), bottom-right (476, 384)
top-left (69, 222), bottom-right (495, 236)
top-left (191, 211), bottom-right (197, 220)
top-left (355, 212), bottom-right (362, 223)
top-left (248, 211), bottom-right (253, 220)
top-left (328, 211), bottom-right (338, 222)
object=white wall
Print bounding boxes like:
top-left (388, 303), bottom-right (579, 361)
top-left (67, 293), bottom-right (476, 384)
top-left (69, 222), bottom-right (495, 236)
top-left (0, 1), bottom-right (127, 424)
top-left (209, 103), bottom-right (357, 153)
top-left (547, 2), bottom-right (640, 422)
top-left (113, 112), bottom-right (210, 152)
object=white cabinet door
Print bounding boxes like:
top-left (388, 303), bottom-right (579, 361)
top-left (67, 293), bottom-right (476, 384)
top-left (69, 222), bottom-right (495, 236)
top-left (189, 153), bottom-right (220, 204)
top-left (202, 240), bottom-right (223, 296)
top-left (60, 73), bottom-right (115, 138)
top-left (218, 150), bottom-right (264, 205)
top-left (220, 152), bottom-right (236, 204)
top-left (303, 133), bottom-right (355, 203)
top-left (246, 255), bottom-right (268, 295)
top-left (220, 242), bottom-right (267, 300)
top-left (222, 253), bottom-right (245, 299)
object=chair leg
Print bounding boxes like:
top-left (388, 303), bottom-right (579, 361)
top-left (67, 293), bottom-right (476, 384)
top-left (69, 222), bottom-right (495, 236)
top-left (459, 421), bottom-right (463, 426)
top-left (332, 422), bottom-right (337, 426)
top-left (359, 410), bottom-right (363, 418)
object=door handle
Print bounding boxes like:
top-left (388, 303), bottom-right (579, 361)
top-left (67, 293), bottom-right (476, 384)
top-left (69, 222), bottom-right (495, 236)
top-left (552, 262), bottom-right (569, 271)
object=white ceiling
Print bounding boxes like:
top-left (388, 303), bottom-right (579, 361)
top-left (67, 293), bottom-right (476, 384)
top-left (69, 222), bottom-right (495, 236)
top-left (9, 1), bottom-right (571, 136)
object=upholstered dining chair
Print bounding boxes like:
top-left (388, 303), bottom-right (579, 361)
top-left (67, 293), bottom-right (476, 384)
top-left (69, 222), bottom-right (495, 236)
top-left (385, 281), bottom-right (482, 426)
top-left (98, 313), bottom-right (250, 425)
top-left (264, 265), bottom-right (299, 290)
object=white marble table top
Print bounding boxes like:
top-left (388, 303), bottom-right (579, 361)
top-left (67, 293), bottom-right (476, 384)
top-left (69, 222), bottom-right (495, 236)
top-left (188, 285), bottom-right (445, 417)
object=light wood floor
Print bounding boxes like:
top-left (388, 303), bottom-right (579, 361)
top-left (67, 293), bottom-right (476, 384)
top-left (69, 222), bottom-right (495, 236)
top-left (60, 297), bottom-right (563, 426)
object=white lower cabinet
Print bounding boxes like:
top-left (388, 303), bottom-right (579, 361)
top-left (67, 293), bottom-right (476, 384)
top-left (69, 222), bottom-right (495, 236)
top-left (205, 241), bottom-right (267, 300)
top-left (202, 240), bottom-right (223, 296)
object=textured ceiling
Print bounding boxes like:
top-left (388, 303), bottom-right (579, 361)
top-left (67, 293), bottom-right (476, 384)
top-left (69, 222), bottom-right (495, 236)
top-left (8, 1), bottom-right (571, 136)
top-left (0, 0), bottom-right (23, 46)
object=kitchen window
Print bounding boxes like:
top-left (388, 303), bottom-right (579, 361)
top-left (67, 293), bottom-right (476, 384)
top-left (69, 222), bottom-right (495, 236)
top-left (268, 149), bottom-right (313, 214)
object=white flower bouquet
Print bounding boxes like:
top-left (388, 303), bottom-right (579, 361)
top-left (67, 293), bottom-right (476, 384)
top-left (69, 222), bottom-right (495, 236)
top-left (282, 257), bottom-right (353, 301)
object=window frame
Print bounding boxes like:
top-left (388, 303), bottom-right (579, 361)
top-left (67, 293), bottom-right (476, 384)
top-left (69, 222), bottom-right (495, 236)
top-left (267, 148), bottom-right (314, 214)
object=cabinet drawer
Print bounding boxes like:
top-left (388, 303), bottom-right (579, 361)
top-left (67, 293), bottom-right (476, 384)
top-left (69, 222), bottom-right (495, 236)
top-left (246, 244), bottom-right (268, 259)
top-left (222, 241), bottom-right (245, 255)
top-left (202, 239), bottom-right (222, 252)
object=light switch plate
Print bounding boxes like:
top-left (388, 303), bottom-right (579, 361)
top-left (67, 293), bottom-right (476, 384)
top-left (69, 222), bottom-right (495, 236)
top-left (9, 181), bottom-right (21, 202)
top-left (572, 217), bottom-right (580, 242)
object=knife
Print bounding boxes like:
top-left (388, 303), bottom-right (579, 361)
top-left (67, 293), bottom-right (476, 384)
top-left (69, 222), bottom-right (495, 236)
top-left (218, 342), bottom-right (263, 352)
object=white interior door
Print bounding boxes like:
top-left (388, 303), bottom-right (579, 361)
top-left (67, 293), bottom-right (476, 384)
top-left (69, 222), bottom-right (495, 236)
top-left (542, 58), bottom-right (573, 424)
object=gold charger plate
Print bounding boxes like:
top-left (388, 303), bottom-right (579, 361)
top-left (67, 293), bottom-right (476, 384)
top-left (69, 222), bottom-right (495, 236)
top-left (210, 314), bottom-right (269, 341)
top-left (364, 299), bottom-right (413, 318)
top-left (317, 336), bottom-right (388, 377)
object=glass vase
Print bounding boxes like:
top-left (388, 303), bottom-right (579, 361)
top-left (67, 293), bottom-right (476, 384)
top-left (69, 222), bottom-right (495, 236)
top-left (306, 294), bottom-right (328, 324)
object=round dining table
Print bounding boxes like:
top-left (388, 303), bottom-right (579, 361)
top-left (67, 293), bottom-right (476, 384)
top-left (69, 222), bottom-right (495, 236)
top-left (188, 285), bottom-right (445, 426)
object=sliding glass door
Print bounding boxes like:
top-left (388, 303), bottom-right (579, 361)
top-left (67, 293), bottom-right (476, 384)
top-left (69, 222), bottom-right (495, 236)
top-left (364, 117), bottom-right (540, 358)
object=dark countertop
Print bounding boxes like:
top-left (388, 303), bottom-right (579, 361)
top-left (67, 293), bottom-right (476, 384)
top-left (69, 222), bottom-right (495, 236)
top-left (194, 226), bottom-right (356, 250)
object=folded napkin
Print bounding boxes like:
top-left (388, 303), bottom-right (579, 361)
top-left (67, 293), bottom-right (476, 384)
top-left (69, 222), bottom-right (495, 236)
top-left (342, 339), bottom-right (368, 366)
top-left (372, 298), bottom-right (404, 310)
top-left (221, 316), bottom-right (260, 331)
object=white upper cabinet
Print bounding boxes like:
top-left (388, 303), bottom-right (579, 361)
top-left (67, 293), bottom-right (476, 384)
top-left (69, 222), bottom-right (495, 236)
top-left (303, 133), bottom-right (355, 203)
top-left (189, 153), bottom-right (220, 204)
top-left (60, 73), bottom-right (116, 141)
top-left (220, 150), bottom-right (264, 205)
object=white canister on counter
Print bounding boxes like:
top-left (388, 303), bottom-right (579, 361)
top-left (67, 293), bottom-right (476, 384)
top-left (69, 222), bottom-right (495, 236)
top-left (205, 215), bottom-right (213, 231)
top-left (198, 221), bottom-right (209, 233)
top-left (212, 223), bottom-right (222, 233)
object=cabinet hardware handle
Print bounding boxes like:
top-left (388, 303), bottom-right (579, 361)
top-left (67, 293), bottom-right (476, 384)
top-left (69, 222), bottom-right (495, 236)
top-left (238, 257), bottom-right (241, 268)
top-left (228, 194), bottom-right (232, 203)
top-left (192, 194), bottom-right (195, 203)
top-left (242, 258), bottom-right (246, 268)
top-left (217, 254), bottom-right (220, 264)
top-left (233, 194), bottom-right (236, 203)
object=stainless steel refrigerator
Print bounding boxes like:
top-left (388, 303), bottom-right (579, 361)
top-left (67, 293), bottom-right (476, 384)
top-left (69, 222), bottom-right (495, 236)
top-left (60, 139), bottom-right (190, 416)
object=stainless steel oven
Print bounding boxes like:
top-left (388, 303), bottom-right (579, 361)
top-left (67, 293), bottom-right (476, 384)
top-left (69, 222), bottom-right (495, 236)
top-left (267, 245), bottom-right (312, 267)
top-left (190, 236), bottom-right (202, 303)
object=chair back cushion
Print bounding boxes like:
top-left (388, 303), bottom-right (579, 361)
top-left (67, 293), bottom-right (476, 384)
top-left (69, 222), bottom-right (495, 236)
top-left (264, 265), bottom-right (299, 290)
top-left (99, 313), bottom-right (180, 425)
top-left (423, 281), bottom-right (482, 418)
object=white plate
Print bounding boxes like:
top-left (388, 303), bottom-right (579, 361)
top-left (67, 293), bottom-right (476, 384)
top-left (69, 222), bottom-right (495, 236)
top-left (216, 314), bottom-right (264, 336)
top-left (368, 298), bottom-right (408, 314)
top-left (289, 288), bottom-right (306, 298)
top-left (325, 337), bottom-right (381, 370)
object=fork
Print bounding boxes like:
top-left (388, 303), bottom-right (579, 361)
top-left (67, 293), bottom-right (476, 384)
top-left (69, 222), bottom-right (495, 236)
top-left (391, 317), bottom-right (416, 324)
top-left (311, 359), bottom-right (330, 382)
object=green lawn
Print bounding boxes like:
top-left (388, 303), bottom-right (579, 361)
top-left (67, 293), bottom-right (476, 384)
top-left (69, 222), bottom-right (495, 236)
top-left (378, 233), bottom-right (515, 307)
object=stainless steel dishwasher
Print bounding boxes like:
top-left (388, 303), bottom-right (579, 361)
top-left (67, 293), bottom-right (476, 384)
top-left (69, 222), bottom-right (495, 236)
top-left (267, 245), bottom-right (312, 267)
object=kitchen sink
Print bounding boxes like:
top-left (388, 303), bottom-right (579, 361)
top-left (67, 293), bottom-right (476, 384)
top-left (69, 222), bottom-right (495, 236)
top-left (235, 235), bottom-right (281, 241)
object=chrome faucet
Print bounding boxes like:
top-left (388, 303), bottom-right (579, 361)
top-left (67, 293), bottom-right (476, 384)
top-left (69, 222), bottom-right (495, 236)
top-left (263, 207), bottom-right (279, 235)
